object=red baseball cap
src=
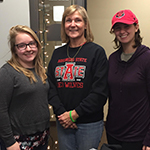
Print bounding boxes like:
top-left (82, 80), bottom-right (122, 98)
top-left (111, 9), bottom-right (138, 30)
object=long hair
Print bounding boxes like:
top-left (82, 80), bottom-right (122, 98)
top-left (8, 25), bottom-right (47, 84)
top-left (111, 23), bottom-right (143, 49)
top-left (61, 5), bottom-right (94, 43)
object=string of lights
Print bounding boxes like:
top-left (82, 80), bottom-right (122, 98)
top-left (39, 0), bottom-right (50, 69)
top-left (39, 1), bottom-right (58, 149)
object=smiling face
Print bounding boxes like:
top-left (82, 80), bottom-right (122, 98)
top-left (64, 11), bottom-right (87, 42)
top-left (15, 32), bottom-right (38, 68)
top-left (113, 23), bottom-right (139, 46)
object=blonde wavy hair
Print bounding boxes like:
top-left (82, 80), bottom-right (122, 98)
top-left (8, 25), bottom-right (47, 84)
top-left (61, 5), bottom-right (94, 43)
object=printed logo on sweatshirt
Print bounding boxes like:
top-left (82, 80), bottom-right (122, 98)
top-left (55, 62), bottom-right (86, 88)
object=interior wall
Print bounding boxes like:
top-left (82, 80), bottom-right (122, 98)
top-left (87, 0), bottom-right (150, 57)
top-left (0, 0), bottom-right (30, 67)
top-left (87, 0), bottom-right (150, 120)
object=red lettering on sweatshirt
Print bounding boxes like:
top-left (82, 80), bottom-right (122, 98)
top-left (57, 57), bottom-right (87, 63)
top-left (63, 63), bottom-right (74, 80)
top-left (55, 62), bottom-right (86, 81)
top-left (57, 82), bottom-right (83, 88)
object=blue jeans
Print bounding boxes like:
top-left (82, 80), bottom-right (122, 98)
top-left (56, 120), bottom-right (104, 150)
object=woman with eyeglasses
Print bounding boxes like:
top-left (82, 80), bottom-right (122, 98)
top-left (0, 25), bottom-right (50, 150)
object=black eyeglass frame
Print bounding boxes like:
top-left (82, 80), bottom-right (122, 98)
top-left (15, 42), bottom-right (37, 51)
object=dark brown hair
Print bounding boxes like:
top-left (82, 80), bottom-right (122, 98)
top-left (111, 23), bottom-right (142, 49)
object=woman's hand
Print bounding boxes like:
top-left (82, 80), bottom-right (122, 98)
top-left (143, 146), bottom-right (150, 150)
top-left (58, 111), bottom-right (72, 128)
top-left (7, 142), bottom-right (20, 150)
top-left (58, 110), bottom-right (79, 129)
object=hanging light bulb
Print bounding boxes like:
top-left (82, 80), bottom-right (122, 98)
top-left (46, 19), bottom-right (50, 24)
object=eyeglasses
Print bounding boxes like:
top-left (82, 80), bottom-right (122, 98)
top-left (15, 41), bottom-right (37, 51)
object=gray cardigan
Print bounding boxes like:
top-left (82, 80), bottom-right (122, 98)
top-left (0, 63), bottom-right (50, 147)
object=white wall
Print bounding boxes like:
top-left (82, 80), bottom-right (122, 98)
top-left (0, 0), bottom-right (30, 67)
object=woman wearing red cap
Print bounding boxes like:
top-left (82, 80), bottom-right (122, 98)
top-left (106, 9), bottom-right (150, 150)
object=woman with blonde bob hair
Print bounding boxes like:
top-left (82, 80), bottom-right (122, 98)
top-left (61, 4), bottom-right (94, 43)
top-left (0, 25), bottom-right (50, 150)
top-left (48, 4), bottom-right (108, 150)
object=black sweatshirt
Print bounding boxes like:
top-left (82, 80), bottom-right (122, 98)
top-left (47, 42), bottom-right (108, 123)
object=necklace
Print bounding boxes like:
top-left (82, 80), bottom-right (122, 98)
top-left (67, 42), bottom-right (86, 62)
